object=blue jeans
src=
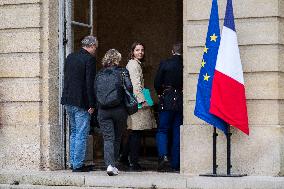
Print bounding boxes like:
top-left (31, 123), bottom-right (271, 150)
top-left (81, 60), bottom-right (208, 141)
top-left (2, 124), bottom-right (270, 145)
top-left (66, 105), bottom-right (90, 169)
top-left (156, 111), bottom-right (182, 169)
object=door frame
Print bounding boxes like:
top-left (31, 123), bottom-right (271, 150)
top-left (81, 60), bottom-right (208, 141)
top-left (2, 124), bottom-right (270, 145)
top-left (58, 0), bottom-right (94, 168)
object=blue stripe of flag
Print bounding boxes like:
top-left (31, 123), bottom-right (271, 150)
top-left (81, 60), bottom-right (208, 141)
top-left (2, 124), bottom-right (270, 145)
top-left (224, 0), bottom-right (236, 31)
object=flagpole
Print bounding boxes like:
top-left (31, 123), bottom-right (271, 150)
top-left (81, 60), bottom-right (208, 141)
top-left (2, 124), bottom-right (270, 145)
top-left (213, 127), bottom-right (218, 174)
top-left (199, 127), bottom-right (218, 176)
top-left (226, 125), bottom-right (232, 175)
top-left (225, 124), bottom-right (247, 177)
top-left (200, 125), bottom-right (247, 177)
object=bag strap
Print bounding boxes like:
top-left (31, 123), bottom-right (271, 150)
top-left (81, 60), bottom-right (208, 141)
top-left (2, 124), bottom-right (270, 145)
top-left (121, 70), bottom-right (137, 102)
top-left (121, 71), bottom-right (127, 89)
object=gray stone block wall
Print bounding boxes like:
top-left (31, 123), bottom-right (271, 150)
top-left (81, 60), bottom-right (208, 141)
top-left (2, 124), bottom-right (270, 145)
top-left (182, 0), bottom-right (284, 176)
top-left (0, 0), bottom-right (42, 171)
top-left (0, 0), bottom-right (62, 170)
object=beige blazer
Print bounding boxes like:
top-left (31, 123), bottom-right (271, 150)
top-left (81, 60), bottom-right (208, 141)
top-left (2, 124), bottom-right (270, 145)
top-left (126, 59), bottom-right (156, 130)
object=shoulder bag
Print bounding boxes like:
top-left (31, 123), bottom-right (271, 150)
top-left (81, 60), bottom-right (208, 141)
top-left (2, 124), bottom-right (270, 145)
top-left (121, 71), bottom-right (138, 115)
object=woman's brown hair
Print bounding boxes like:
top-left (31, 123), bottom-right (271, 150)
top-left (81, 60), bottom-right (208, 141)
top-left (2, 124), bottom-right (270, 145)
top-left (128, 42), bottom-right (145, 62)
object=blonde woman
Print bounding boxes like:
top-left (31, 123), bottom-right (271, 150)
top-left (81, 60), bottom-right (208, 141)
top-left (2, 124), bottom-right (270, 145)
top-left (95, 49), bottom-right (133, 176)
top-left (120, 42), bottom-right (156, 171)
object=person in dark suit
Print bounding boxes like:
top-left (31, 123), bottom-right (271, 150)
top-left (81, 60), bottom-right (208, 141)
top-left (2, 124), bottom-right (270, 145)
top-left (154, 43), bottom-right (183, 172)
top-left (61, 36), bottom-right (97, 172)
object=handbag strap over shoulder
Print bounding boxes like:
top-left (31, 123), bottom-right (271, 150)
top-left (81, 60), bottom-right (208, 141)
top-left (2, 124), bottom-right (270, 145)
top-left (121, 71), bottom-right (127, 89)
top-left (121, 71), bottom-right (134, 97)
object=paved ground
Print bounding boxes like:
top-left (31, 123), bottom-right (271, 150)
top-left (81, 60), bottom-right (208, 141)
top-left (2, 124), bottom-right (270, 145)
top-left (0, 170), bottom-right (284, 189)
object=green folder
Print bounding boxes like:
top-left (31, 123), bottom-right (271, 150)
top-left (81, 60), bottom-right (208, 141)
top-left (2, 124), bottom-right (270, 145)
top-left (138, 88), bottom-right (154, 109)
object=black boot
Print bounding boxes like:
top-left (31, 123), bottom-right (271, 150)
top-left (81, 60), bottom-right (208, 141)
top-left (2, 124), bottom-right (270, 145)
top-left (157, 156), bottom-right (170, 172)
top-left (118, 155), bottom-right (130, 167)
top-left (129, 162), bottom-right (144, 172)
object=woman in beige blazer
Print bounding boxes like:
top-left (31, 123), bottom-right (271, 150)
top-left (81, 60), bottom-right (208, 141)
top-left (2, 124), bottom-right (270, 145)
top-left (120, 42), bottom-right (156, 171)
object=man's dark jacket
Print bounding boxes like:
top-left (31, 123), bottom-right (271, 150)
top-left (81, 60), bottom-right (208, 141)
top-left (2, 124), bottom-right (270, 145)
top-left (61, 48), bottom-right (96, 109)
top-left (154, 55), bottom-right (183, 112)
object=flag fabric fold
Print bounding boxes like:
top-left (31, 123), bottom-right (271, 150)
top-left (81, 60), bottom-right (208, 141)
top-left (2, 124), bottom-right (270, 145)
top-left (210, 0), bottom-right (249, 135)
top-left (194, 0), bottom-right (228, 134)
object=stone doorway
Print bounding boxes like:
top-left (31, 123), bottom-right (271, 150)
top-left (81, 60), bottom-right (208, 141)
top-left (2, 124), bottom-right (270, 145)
top-left (62, 0), bottom-right (183, 170)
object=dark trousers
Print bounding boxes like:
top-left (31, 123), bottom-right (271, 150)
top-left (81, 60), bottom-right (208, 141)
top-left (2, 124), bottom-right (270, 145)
top-left (156, 110), bottom-right (182, 169)
top-left (121, 130), bottom-right (143, 164)
top-left (98, 106), bottom-right (128, 167)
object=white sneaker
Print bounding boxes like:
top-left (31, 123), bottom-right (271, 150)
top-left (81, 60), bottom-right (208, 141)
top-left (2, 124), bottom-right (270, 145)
top-left (107, 165), bottom-right (119, 176)
top-left (113, 167), bottom-right (119, 174)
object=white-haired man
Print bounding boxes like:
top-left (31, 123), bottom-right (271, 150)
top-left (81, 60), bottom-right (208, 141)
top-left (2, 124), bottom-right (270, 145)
top-left (61, 36), bottom-right (98, 172)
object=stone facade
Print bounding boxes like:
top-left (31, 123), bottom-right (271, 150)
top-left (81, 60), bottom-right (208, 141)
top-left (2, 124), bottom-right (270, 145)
top-left (0, 0), bottom-right (283, 177)
top-left (0, 0), bottom-right (62, 170)
top-left (182, 0), bottom-right (284, 176)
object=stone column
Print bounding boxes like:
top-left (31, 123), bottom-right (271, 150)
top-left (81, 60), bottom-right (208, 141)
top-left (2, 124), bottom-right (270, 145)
top-left (39, 0), bottom-right (63, 170)
top-left (182, 0), bottom-right (284, 176)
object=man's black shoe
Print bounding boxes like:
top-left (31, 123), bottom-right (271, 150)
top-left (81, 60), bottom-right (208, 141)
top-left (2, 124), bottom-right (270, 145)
top-left (157, 156), bottom-right (170, 171)
top-left (72, 165), bottom-right (94, 172)
top-left (85, 164), bottom-right (96, 171)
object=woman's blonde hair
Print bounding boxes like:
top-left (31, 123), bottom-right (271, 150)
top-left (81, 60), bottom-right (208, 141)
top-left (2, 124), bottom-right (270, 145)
top-left (102, 49), bottom-right (122, 67)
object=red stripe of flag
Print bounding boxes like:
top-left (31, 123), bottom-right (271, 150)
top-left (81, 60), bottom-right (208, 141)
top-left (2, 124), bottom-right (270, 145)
top-left (210, 70), bottom-right (249, 135)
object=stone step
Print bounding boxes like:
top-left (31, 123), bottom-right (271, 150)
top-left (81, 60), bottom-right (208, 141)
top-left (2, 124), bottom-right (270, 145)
top-left (0, 185), bottom-right (131, 189)
top-left (0, 170), bottom-right (284, 189)
top-left (0, 184), bottom-right (177, 189)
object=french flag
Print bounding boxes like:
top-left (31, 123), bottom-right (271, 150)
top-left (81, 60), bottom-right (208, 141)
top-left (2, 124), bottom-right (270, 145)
top-left (210, 0), bottom-right (249, 135)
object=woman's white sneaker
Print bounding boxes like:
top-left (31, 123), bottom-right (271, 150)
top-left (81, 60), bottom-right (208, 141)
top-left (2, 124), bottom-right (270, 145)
top-left (107, 165), bottom-right (119, 176)
top-left (113, 167), bottom-right (119, 174)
